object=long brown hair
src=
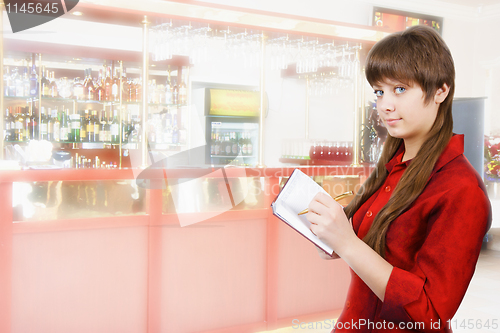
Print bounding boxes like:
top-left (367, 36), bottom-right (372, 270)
top-left (344, 25), bottom-right (456, 257)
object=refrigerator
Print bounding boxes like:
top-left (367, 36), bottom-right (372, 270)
top-left (201, 88), bottom-right (260, 167)
top-left (452, 97), bottom-right (486, 179)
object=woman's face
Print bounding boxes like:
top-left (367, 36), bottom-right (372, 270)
top-left (373, 78), bottom-right (447, 149)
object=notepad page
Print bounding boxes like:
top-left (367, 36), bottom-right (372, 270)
top-left (278, 169), bottom-right (329, 214)
top-left (275, 170), bottom-right (333, 255)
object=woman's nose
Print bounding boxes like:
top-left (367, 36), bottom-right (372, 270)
top-left (377, 98), bottom-right (395, 112)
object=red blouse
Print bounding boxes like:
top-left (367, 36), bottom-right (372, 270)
top-left (334, 135), bottom-right (491, 332)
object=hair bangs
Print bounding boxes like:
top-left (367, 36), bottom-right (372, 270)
top-left (366, 36), bottom-right (418, 89)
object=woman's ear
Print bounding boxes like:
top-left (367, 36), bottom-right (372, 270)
top-left (434, 83), bottom-right (450, 104)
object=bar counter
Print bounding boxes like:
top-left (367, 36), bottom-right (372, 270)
top-left (0, 164), bottom-right (373, 333)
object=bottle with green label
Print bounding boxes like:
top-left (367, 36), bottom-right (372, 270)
top-left (69, 112), bottom-right (81, 142)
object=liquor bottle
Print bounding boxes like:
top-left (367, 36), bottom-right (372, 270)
top-left (39, 107), bottom-right (48, 140)
top-left (122, 71), bottom-right (130, 102)
top-left (214, 132), bottom-right (221, 156)
top-left (231, 132), bottom-right (239, 156)
top-left (110, 109), bottom-right (120, 144)
top-left (135, 78), bottom-right (142, 102)
top-left (21, 106), bottom-right (28, 141)
top-left (178, 72), bottom-right (187, 105)
top-left (122, 112), bottom-right (133, 143)
top-left (128, 78), bottom-right (136, 103)
top-left (111, 68), bottom-right (120, 102)
top-left (14, 107), bottom-right (25, 141)
top-left (3, 66), bottom-right (11, 96)
top-left (29, 54), bottom-right (38, 97)
top-left (104, 65), bottom-right (113, 101)
top-left (86, 110), bottom-right (94, 142)
top-left (165, 73), bottom-right (173, 104)
top-left (91, 110), bottom-right (100, 142)
top-left (80, 110), bottom-right (88, 142)
top-left (59, 109), bottom-right (70, 142)
top-left (28, 106), bottom-right (38, 140)
top-left (49, 71), bottom-right (58, 98)
top-left (51, 108), bottom-right (60, 142)
top-left (84, 69), bottom-right (95, 101)
top-left (6, 107), bottom-right (16, 141)
top-left (41, 67), bottom-right (50, 97)
top-left (69, 112), bottom-right (81, 142)
top-left (240, 132), bottom-right (248, 156)
top-left (4, 108), bottom-right (15, 141)
top-left (8, 67), bottom-right (16, 97)
top-left (172, 78), bottom-right (179, 105)
top-left (100, 110), bottom-right (108, 142)
top-left (129, 115), bottom-right (140, 143)
top-left (94, 69), bottom-right (105, 101)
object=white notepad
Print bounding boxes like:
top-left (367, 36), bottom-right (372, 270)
top-left (271, 169), bottom-right (334, 256)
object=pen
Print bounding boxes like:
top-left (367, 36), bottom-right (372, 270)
top-left (297, 191), bottom-right (354, 215)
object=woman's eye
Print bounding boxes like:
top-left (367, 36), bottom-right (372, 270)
top-left (395, 87), bottom-right (406, 94)
top-left (374, 90), bottom-right (383, 97)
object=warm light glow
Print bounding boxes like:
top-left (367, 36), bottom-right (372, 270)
top-left (72, 11), bottom-right (83, 16)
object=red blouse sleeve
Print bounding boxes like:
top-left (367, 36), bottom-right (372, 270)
top-left (379, 181), bottom-right (490, 331)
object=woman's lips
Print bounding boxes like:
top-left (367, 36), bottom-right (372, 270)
top-left (386, 118), bottom-right (401, 126)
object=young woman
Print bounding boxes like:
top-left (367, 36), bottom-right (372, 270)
top-left (307, 25), bottom-right (491, 332)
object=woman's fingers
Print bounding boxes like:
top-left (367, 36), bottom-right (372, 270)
top-left (307, 196), bottom-right (329, 216)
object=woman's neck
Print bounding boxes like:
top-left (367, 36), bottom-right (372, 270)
top-left (402, 139), bottom-right (423, 162)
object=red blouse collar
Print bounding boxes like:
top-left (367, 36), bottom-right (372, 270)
top-left (385, 134), bottom-right (465, 174)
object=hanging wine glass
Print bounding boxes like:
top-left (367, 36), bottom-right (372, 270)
top-left (280, 36), bottom-right (289, 70)
top-left (310, 39), bottom-right (319, 73)
top-left (162, 21), bottom-right (173, 60)
top-left (324, 42), bottom-right (335, 68)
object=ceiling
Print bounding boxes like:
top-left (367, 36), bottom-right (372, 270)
top-left (438, 0), bottom-right (500, 7)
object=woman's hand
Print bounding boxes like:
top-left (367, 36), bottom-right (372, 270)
top-left (307, 192), bottom-right (357, 258)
